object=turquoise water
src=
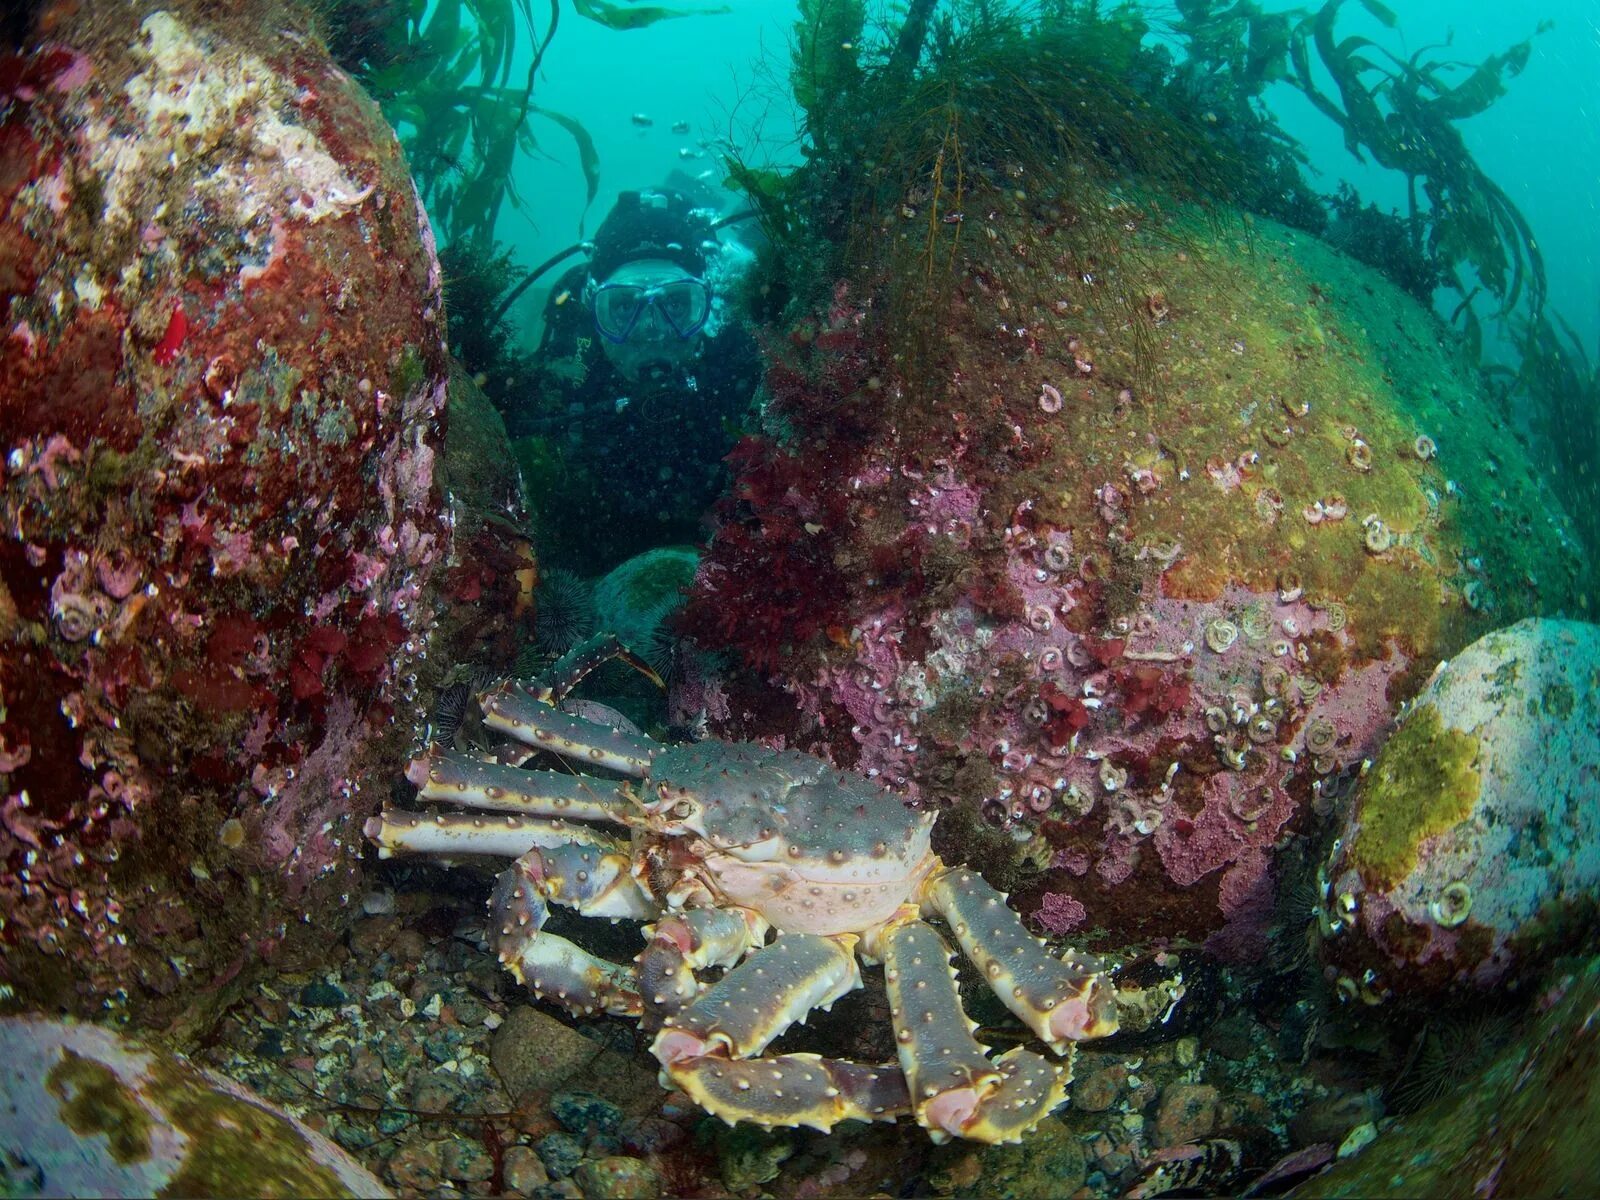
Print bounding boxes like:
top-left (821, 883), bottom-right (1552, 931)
top-left (5, 2), bottom-right (1600, 1195)
top-left (498, 0), bottom-right (1599, 356)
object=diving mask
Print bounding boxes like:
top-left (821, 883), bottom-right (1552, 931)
top-left (589, 260), bottom-right (711, 345)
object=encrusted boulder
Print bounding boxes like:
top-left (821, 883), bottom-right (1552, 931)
top-left (594, 545), bottom-right (699, 652)
top-left (681, 183), bottom-right (1581, 957)
top-left (0, 2), bottom-right (449, 1027)
top-left (0, 1015), bottom-right (388, 1198)
top-left (1317, 618), bottom-right (1600, 1001)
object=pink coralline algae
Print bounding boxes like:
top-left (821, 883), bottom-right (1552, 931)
top-left (1034, 891), bottom-right (1088, 934)
top-left (0, 6), bottom-right (450, 1027)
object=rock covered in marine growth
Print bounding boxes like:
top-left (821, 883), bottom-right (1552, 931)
top-left (0, 1015), bottom-right (388, 1198)
top-left (680, 182), bottom-right (1581, 957)
top-left (0, 2), bottom-right (449, 1027)
top-left (1317, 618), bottom-right (1600, 1001)
top-left (594, 545), bottom-right (700, 653)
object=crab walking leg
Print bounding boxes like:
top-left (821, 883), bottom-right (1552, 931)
top-left (667, 1053), bottom-right (912, 1132)
top-left (636, 908), bottom-right (767, 1031)
top-left (881, 920), bottom-right (1069, 1144)
top-left (366, 810), bottom-right (616, 860)
top-left (405, 749), bottom-right (632, 825)
top-left (481, 683), bottom-right (661, 776)
top-left (922, 866), bottom-right (1120, 1052)
top-left (652, 932), bottom-right (862, 1062)
top-left (652, 933), bottom-right (911, 1131)
top-left (490, 841), bottom-right (657, 1018)
top-left (529, 632), bottom-right (663, 704)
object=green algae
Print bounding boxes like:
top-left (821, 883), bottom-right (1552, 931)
top-left (149, 1055), bottom-right (353, 1199)
top-left (1349, 704), bottom-right (1481, 891)
top-left (42, 1038), bottom-right (363, 1197)
top-left (47, 1049), bottom-right (154, 1165)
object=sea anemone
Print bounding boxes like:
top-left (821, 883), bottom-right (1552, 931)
top-left (535, 568), bottom-right (596, 654)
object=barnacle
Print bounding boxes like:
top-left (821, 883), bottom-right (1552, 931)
top-left (1260, 662), bottom-right (1292, 698)
top-left (1204, 705), bottom-right (1229, 733)
top-left (1304, 716), bottom-right (1339, 757)
top-left (52, 593), bottom-right (108, 643)
top-left (1230, 786), bottom-right (1273, 821)
top-left (1042, 542), bottom-right (1072, 573)
top-left (1364, 519), bottom-right (1395, 554)
top-left (1429, 881), bottom-right (1473, 928)
top-left (1026, 604), bottom-right (1055, 633)
top-left (1347, 439), bottom-right (1374, 472)
top-left (1277, 568), bottom-right (1304, 603)
top-left (1247, 713), bottom-right (1279, 745)
top-left (1204, 617), bottom-right (1239, 653)
top-left (1296, 675), bottom-right (1324, 702)
top-left (1239, 602), bottom-right (1272, 642)
top-left (1323, 601), bottom-right (1348, 632)
top-left (1413, 434), bottom-right (1437, 461)
top-left (1098, 758), bottom-right (1128, 792)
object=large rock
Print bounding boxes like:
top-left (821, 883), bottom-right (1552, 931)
top-left (680, 185), bottom-right (1581, 956)
top-left (1292, 955), bottom-right (1600, 1199)
top-left (1317, 618), bottom-right (1600, 1001)
top-left (594, 545), bottom-right (699, 653)
top-left (0, 1015), bottom-right (388, 1197)
top-left (0, 3), bottom-right (448, 1028)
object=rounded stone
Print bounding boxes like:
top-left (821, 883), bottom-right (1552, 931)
top-left (536, 1132), bottom-right (585, 1179)
top-left (681, 173), bottom-right (1580, 959)
top-left (550, 1091), bottom-right (624, 1137)
top-left (0, 1016), bottom-right (386, 1197)
top-left (572, 1156), bottom-right (662, 1200)
top-left (1154, 1082), bottom-right (1221, 1148)
top-left (1319, 618), bottom-right (1600, 1000)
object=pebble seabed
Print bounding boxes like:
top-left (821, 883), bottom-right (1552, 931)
top-left (198, 865), bottom-right (1479, 1200)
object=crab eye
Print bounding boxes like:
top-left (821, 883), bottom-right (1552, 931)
top-left (671, 800), bottom-right (695, 819)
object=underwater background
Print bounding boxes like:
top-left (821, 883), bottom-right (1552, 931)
top-left (501, 0), bottom-right (1600, 357)
top-left (1, 0), bottom-right (1599, 1197)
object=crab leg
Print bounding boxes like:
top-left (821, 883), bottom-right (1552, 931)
top-left (529, 632), bottom-right (664, 704)
top-left (881, 920), bottom-right (1069, 1144)
top-left (636, 908), bottom-right (767, 1030)
top-left (653, 932), bottom-right (862, 1061)
top-left (481, 683), bottom-right (660, 776)
top-left (491, 840), bottom-right (658, 1018)
top-left (406, 749), bottom-right (633, 824)
top-left (651, 932), bottom-right (911, 1130)
top-left (365, 811), bottom-right (615, 860)
top-left (922, 866), bottom-right (1120, 1052)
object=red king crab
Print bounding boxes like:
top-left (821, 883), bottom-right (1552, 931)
top-left (367, 637), bottom-right (1119, 1143)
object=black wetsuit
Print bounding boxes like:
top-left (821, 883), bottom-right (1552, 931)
top-left (508, 263), bottom-right (762, 574)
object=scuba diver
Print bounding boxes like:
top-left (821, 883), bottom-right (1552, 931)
top-left (508, 187), bottom-right (761, 573)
